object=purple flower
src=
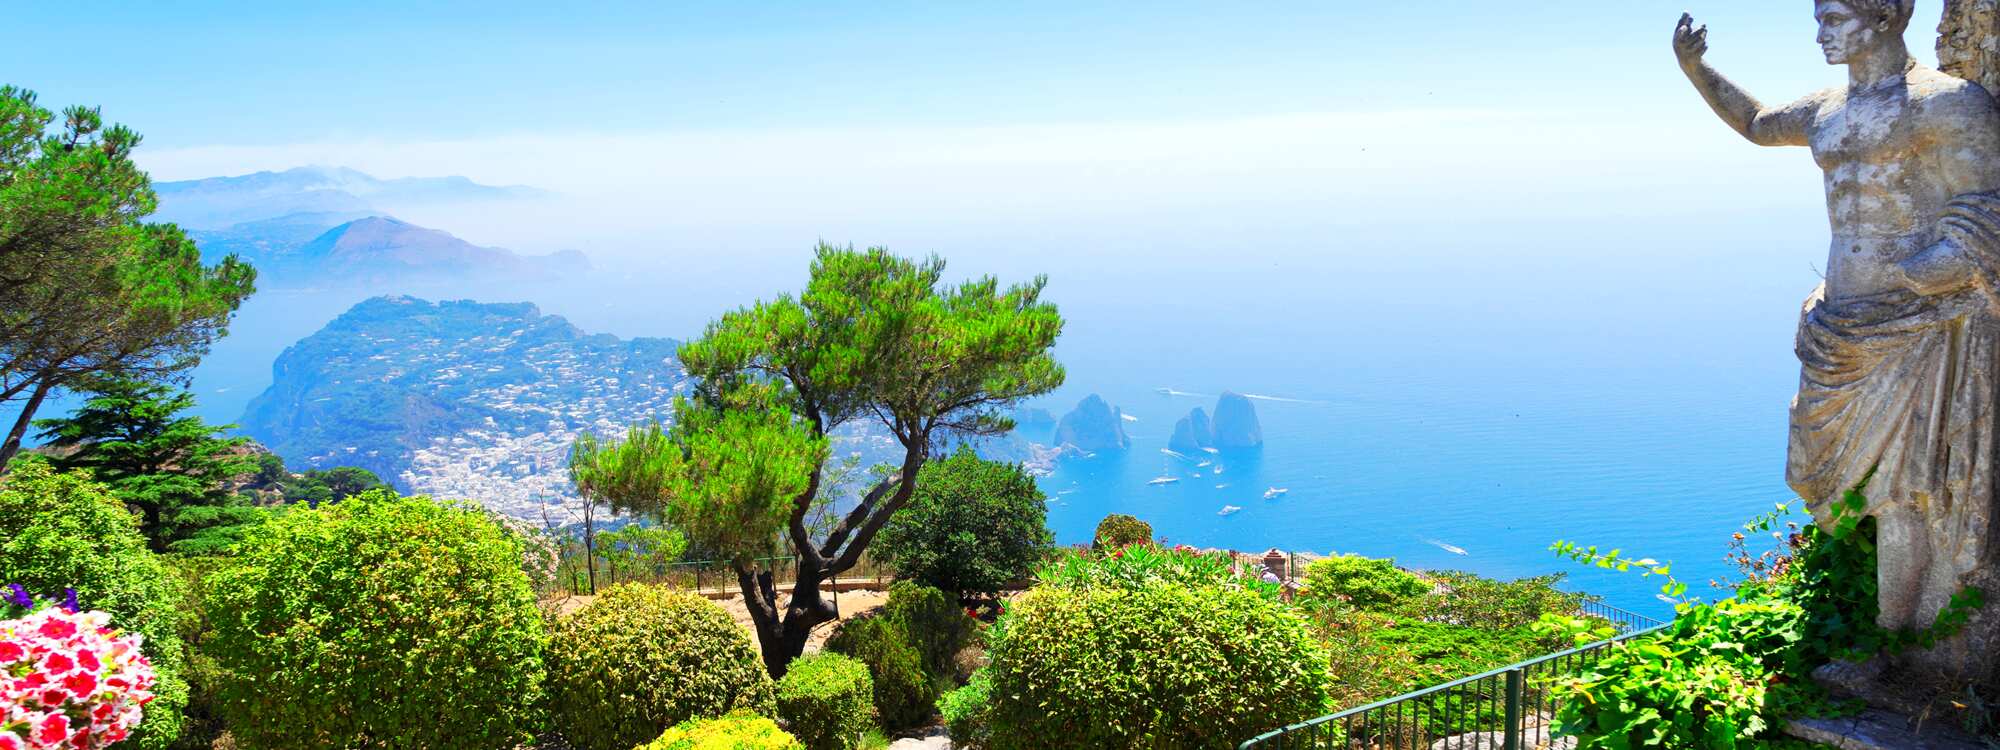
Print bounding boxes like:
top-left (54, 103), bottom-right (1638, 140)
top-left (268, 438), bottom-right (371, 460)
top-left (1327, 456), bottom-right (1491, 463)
top-left (3, 583), bottom-right (31, 610)
top-left (61, 588), bottom-right (79, 613)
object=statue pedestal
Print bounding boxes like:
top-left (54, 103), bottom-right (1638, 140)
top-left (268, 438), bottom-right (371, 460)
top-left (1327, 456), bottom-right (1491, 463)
top-left (1785, 710), bottom-right (1988, 750)
top-left (1781, 662), bottom-right (1994, 748)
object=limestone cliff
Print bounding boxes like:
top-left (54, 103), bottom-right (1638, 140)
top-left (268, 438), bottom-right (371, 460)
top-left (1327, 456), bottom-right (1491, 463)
top-left (1054, 394), bottom-right (1130, 452)
top-left (1211, 392), bottom-right (1263, 449)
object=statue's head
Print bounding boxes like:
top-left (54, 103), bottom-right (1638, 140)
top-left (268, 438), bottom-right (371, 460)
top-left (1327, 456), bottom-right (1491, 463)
top-left (1815, 0), bottom-right (1914, 64)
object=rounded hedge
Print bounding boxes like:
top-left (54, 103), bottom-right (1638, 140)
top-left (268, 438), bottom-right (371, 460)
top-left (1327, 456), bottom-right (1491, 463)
top-left (876, 448), bottom-right (1052, 597)
top-left (203, 489), bottom-right (548, 749)
top-left (986, 582), bottom-right (1331, 749)
top-left (0, 459), bottom-right (189, 750)
top-left (638, 710), bottom-right (804, 750)
top-left (776, 652), bottom-right (875, 750)
top-left (1300, 554), bottom-right (1428, 611)
top-left (1091, 513), bottom-right (1152, 551)
top-left (549, 583), bottom-right (776, 750)
top-left (882, 581), bottom-right (977, 679)
top-left (824, 615), bottom-right (936, 733)
top-left (937, 668), bottom-right (994, 750)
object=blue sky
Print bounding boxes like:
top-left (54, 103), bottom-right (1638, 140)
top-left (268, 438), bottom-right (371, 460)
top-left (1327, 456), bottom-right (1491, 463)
top-left (5, 2), bottom-right (1933, 147)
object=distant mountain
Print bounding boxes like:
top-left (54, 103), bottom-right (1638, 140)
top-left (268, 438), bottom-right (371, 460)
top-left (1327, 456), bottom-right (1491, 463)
top-left (155, 166), bottom-right (546, 230)
top-left (1054, 394), bottom-right (1130, 452)
top-left (190, 215), bottom-right (588, 284)
top-left (238, 296), bottom-right (687, 522)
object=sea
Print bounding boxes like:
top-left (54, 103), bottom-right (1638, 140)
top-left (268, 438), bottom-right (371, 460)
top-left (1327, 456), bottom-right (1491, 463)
top-left (29, 209), bottom-right (1827, 619)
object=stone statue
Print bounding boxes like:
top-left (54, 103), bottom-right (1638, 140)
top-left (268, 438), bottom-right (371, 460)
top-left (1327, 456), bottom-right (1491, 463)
top-left (1676, 0), bottom-right (2000, 693)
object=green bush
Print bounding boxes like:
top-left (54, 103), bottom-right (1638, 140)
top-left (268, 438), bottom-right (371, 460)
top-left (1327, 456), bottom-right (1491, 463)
top-left (162, 554), bottom-right (231, 750)
top-left (1034, 544), bottom-right (1279, 599)
top-left (882, 581), bottom-right (978, 679)
top-left (985, 582), bottom-right (1331, 749)
top-left (0, 459), bottom-right (189, 750)
top-left (777, 652), bottom-right (875, 750)
top-left (1090, 513), bottom-right (1152, 551)
top-left (203, 489), bottom-right (547, 750)
top-left (638, 709), bottom-right (805, 750)
top-left (1299, 554), bottom-right (1428, 611)
top-left (937, 668), bottom-right (993, 749)
top-left (825, 616), bottom-right (938, 733)
top-left (1422, 570), bottom-right (1583, 629)
top-left (549, 583), bottom-right (776, 750)
top-left (876, 448), bottom-right (1053, 597)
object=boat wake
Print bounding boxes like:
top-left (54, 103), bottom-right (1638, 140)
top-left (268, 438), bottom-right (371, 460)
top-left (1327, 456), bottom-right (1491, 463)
top-left (1425, 539), bottom-right (1470, 556)
top-left (1241, 393), bottom-right (1327, 405)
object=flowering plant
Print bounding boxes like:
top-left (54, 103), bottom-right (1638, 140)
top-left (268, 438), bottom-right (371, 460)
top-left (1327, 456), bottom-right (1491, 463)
top-left (1, 607), bottom-right (157, 749)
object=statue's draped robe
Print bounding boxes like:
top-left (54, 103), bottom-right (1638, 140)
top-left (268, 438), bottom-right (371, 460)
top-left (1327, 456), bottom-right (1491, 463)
top-left (1787, 195), bottom-right (2000, 677)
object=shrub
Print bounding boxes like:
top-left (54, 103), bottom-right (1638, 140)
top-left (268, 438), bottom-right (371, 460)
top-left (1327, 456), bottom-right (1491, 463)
top-left (1422, 570), bottom-right (1583, 629)
top-left (876, 448), bottom-right (1052, 598)
top-left (637, 709), bottom-right (804, 750)
top-left (937, 668), bottom-right (993, 749)
top-left (0, 459), bottom-right (188, 750)
top-left (881, 582), bottom-right (977, 680)
top-left (776, 652), bottom-right (875, 750)
top-left (985, 582), bottom-right (1330, 749)
top-left (203, 490), bottom-right (547, 750)
top-left (1090, 513), bottom-right (1151, 551)
top-left (548, 583), bottom-right (775, 750)
top-left (825, 616), bottom-right (936, 733)
top-left (1299, 554), bottom-right (1427, 611)
top-left (1034, 544), bottom-right (1279, 600)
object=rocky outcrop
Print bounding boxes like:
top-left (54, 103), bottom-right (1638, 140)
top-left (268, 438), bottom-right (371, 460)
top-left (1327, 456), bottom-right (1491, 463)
top-left (1168, 406), bottom-right (1216, 455)
top-left (1211, 392), bottom-right (1263, 449)
top-left (1054, 394), bottom-right (1129, 452)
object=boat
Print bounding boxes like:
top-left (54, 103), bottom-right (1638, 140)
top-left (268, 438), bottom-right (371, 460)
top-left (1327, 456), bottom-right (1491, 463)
top-left (1263, 487), bottom-right (1288, 500)
top-left (1215, 483), bottom-right (1231, 489)
top-left (1213, 466), bottom-right (1226, 474)
top-left (1147, 476), bottom-right (1181, 486)
top-left (1218, 505), bottom-right (1243, 516)
top-left (1197, 460), bottom-right (1212, 468)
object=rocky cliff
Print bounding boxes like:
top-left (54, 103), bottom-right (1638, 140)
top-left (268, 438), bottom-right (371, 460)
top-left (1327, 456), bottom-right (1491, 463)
top-left (1211, 392), bottom-right (1264, 449)
top-left (1053, 394), bottom-right (1130, 452)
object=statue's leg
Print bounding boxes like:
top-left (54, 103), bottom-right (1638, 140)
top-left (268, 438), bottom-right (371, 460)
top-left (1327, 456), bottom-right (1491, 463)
top-left (1874, 503), bottom-right (1930, 631)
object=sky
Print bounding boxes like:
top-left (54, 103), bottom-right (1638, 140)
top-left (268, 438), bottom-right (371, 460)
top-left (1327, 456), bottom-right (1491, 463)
top-left (3, 1), bottom-right (1941, 276)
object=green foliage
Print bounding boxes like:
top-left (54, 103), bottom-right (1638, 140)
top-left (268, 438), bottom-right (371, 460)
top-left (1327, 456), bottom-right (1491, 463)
top-left (277, 465), bottom-right (387, 507)
top-left (937, 668), bottom-right (994, 750)
top-left (548, 583), bottom-right (776, 750)
top-left (0, 85), bottom-right (256, 467)
top-left (0, 458), bottom-right (189, 749)
top-left (203, 489), bottom-right (547, 750)
top-left (1090, 513), bottom-right (1152, 551)
top-left (1548, 487), bottom-right (1992, 749)
top-left (1033, 544), bottom-right (1281, 600)
top-left (1421, 570), bottom-right (1587, 630)
top-left (984, 582), bottom-right (1331, 749)
top-left (825, 616), bottom-right (938, 733)
top-left (160, 554), bottom-right (229, 750)
top-left (876, 447), bottom-right (1053, 598)
top-left (1298, 554), bottom-right (1428, 611)
top-left (584, 244), bottom-right (1066, 673)
top-left (33, 378), bottom-right (259, 551)
top-left (599, 522), bottom-right (690, 582)
top-left (637, 709), bottom-right (806, 750)
top-left (1372, 617), bottom-right (1545, 688)
top-left (882, 581), bottom-right (979, 679)
top-left (776, 652), bottom-right (876, 750)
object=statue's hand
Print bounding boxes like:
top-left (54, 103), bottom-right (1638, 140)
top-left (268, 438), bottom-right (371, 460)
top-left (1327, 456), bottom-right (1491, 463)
top-left (1674, 12), bottom-right (1709, 70)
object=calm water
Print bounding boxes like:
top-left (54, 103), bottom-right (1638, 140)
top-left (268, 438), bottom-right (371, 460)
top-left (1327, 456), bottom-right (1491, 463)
top-left (128, 212), bottom-right (1823, 617)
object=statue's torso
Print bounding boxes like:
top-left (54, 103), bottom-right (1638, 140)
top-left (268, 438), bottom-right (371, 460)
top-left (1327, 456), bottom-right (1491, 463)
top-left (1809, 68), bottom-right (1996, 301)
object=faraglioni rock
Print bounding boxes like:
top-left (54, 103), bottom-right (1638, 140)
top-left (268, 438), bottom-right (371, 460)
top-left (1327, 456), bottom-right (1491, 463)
top-left (1054, 394), bottom-right (1130, 452)
top-left (1168, 407), bottom-right (1217, 455)
top-left (1211, 392), bottom-right (1263, 449)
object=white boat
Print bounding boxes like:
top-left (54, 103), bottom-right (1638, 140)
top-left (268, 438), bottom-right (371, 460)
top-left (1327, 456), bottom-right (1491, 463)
top-left (1218, 505), bottom-right (1243, 516)
top-left (1197, 460), bottom-right (1212, 468)
top-left (1147, 476), bottom-right (1181, 486)
top-left (1213, 466), bottom-right (1226, 474)
top-left (1215, 483), bottom-right (1231, 489)
top-left (1263, 487), bottom-right (1288, 500)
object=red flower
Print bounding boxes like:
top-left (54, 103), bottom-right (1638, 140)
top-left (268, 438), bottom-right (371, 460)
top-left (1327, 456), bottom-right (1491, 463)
top-left (62, 671), bottom-right (98, 700)
top-left (74, 649), bottom-right (100, 673)
top-left (0, 641), bottom-right (24, 663)
top-left (0, 730), bottom-right (22, 750)
top-left (32, 714), bottom-right (69, 745)
top-left (36, 618), bottom-right (77, 640)
top-left (38, 651), bottom-right (75, 675)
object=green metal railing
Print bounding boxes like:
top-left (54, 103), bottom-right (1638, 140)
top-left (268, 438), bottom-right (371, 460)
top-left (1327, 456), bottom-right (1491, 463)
top-left (1238, 604), bottom-right (1669, 750)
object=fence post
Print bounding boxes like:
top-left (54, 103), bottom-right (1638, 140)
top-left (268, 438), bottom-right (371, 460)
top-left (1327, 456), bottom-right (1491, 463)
top-left (1503, 668), bottom-right (1524, 750)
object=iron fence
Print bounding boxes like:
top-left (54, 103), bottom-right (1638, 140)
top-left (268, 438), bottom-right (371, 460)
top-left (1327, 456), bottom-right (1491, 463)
top-left (1238, 604), bottom-right (1669, 750)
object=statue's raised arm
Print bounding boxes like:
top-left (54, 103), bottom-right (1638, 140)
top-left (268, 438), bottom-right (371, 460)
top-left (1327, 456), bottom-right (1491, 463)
top-left (1675, 14), bottom-right (1819, 147)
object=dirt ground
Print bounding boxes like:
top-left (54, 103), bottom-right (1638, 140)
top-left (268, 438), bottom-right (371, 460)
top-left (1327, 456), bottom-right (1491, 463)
top-left (548, 586), bottom-right (891, 654)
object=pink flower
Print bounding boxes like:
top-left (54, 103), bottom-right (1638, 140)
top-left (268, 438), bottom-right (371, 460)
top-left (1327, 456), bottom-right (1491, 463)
top-left (0, 730), bottom-right (24, 750)
top-left (59, 673), bottom-right (96, 701)
top-left (73, 650), bottom-right (99, 674)
top-left (0, 641), bottom-right (23, 663)
top-left (36, 653), bottom-right (73, 676)
top-left (31, 714), bottom-right (67, 746)
top-left (34, 620), bottom-right (75, 641)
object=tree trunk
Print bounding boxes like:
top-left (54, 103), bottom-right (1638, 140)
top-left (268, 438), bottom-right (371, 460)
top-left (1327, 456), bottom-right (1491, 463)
top-left (0, 379), bottom-right (54, 471)
top-left (738, 559), bottom-right (836, 678)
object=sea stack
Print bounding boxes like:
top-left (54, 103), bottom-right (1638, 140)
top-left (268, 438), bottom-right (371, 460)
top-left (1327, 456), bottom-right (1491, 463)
top-left (1168, 407), bottom-right (1216, 455)
top-left (1211, 392), bottom-right (1263, 449)
top-left (1054, 394), bottom-right (1130, 452)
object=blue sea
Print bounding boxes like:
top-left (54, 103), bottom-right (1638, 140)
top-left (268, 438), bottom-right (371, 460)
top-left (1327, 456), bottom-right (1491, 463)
top-left (88, 209), bottom-right (1823, 619)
